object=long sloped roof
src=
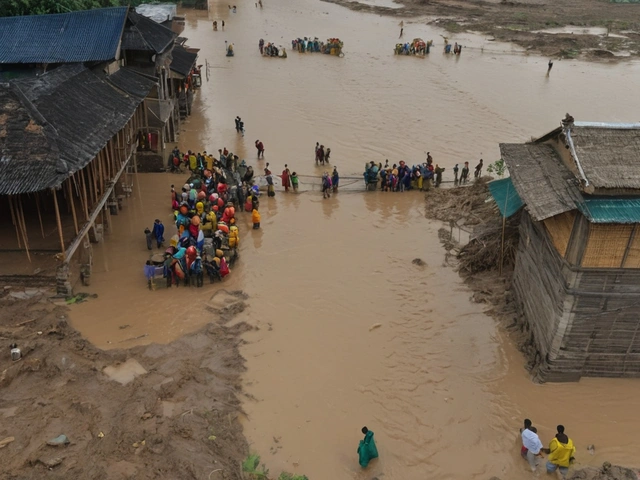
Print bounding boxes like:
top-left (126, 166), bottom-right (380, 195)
top-left (170, 45), bottom-right (198, 76)
top-left (0, 7), bottom-right (128, 64)
top-left (567, 125), bottom-right (640, 189)
top-left (0, 65), bottom-right (154, 195)
top-left (121, 10), bottom-right (177, 53)
top-left (500, 143), bottom-right (583, 222)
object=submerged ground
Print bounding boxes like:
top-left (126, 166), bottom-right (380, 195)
top-left (2, 0), bottom-right (640, 478)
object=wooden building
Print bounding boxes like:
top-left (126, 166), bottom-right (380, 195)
top-left (499, 115), bottom-right (640, 381)
top-left (0, 64), bottom-right (154, 293)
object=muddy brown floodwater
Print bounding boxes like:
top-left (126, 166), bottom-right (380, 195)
top-left (70, 0), bottom-right (640, 478)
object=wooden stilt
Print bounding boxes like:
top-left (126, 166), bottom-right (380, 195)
top-left (8, 195), bottom-right (22, 248)
top-left (78, 172), bottom-right (90, 220)
top-left (17, 196), bottom-right (32, 263)
top-left (66, 178), bottom-right (79, 235)
top-left (52, 189), bottom-right (65, 254)
top-left (35, 193), bottom-right (45, 239)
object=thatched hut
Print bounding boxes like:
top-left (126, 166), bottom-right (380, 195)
top-left (498, 115), bottom-right (640, 381)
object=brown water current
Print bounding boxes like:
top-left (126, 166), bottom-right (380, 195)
top-left (69, 0), bottom-right (640, 478)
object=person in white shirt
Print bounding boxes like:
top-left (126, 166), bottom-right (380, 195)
top-left (521, 418), bottom-right (544, 472)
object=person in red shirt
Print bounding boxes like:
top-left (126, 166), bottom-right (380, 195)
top-left (255, 140), bottom-right (265, 158)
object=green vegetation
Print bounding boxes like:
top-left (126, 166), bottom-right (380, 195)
top-left (278, 474), bottom-right (309, 480)
top-left (242, 455), bottom-right (309, 480)
top-left (0, 0), bottom-right (173, 16)
top-left (486, 159), bottom-right (506, 178)
top-left (242, 454), bottom-right (269, 479)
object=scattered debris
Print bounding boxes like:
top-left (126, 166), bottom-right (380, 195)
top-left (0, 436), bottom-right (15, 449)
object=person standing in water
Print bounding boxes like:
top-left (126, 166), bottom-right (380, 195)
top-left (544, 425), bottom-right (575, 479)
top-left (521, 419), bottom-right (544, 472)
top-left (331, 166), bottom-right (339, 193)
top-left (399, 20), bottom-right (404, 38)
top-left (453, 163), bottom-right (459, 184)
top-left (357, 426), bottom-right (379, 468)
top-left (281, 164), bottom-right (291, 192)
top-left (547, 59), bottom-right (554, 75)
top-left (255, 140), bottom-right (265, 158)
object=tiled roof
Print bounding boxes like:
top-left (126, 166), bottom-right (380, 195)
top-left (170, 45), bottom-right (197, 77)
top-left (121, 10), bottom-right (176, 54)
top-left (0, 65), bottom-right (151, 195)
top-left (106, 67), bottom-right (157, 100)
top-left (0, 7), bottom-right (128, 64)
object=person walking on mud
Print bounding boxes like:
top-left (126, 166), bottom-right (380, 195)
top-left (474, 158), bottom-right (483, 178)
top-left (460, 161), bottom-right (470, 184)
top-left (399, 20), bottom-right (404, 38)
top-left (547, 59), bottom-right (554, 76)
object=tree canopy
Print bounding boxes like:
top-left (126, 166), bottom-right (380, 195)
top-left (0, 0), bottom-right (155, 16)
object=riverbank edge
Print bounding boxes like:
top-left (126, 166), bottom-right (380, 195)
top-left (321, 0), bottom-right (640, 62)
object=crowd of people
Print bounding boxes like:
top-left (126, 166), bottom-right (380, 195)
top-left (259, 39), bottom-right (286, 57)
top-left (145, 146), bottom-right (267, 289)
top-left (362, 154), bottom-right (484, 191)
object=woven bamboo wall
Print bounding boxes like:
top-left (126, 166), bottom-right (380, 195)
top-left (582, 224), bottom-right (634, 268)
top-left (543, 211), bottom-right (576, 258)
top-left (623, 227), bottom-right (640, 268)
top-left (512, 213), bottom-right (640, 381)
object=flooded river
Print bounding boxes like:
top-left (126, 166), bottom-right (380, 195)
top-left (70, 0), bottom-right (640, 478)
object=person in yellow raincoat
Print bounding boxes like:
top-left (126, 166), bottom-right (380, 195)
top-left (228, 225), bottom-right (239, 248)
top-left (544, 425), bottom-right (575, 479)
top-left (252, 208), bottom-right (261, 229)
top-left (189, 152), bottom-right (197, 171)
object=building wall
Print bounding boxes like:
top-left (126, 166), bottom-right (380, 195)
top-left (513, 212), bottom-right (640, 381)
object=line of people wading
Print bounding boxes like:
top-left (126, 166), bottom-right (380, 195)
top-left (363, 154), bottom-right (484, 191)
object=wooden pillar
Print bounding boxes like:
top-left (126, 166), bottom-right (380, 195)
top-left (8, 195), bottom-right (21, 248)
top-left (66, 178), bottom-right (79, 235)
top-left (52, 189), bottom-right (65, 254)
top-left (35, 193), bottom-right (46, 239)
top-left (16, 196), bottom-right (31, 263)
top-left (78, 172), bottom-right (90, 221)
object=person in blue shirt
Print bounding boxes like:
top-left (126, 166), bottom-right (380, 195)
top-left (152, 219), bottom-right (165, 248)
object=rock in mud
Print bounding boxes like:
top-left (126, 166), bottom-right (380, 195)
top-left (46, 434), bottom-right (70, 446)
top-left (412, 258), bottom-right (426, 266)
top-left (39, 457), bottom-right (63, 468)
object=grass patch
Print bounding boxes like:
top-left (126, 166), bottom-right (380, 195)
top-left (242, 454), bottom-right (269, 479)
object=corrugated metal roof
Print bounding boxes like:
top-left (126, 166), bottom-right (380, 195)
top-left (0, 7), bottom-right (128, 64)
top-left (488, 178), bottom-right (524, 218)
top-left (579, 198), bottom-right (640, 223)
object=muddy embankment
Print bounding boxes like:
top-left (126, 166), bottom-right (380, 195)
top-left (426, 181), bottom-right (640, 480)
top-left (322, 0), bottom-right (640, 60)
top-left (0, 288), bottom-right (251, 480)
